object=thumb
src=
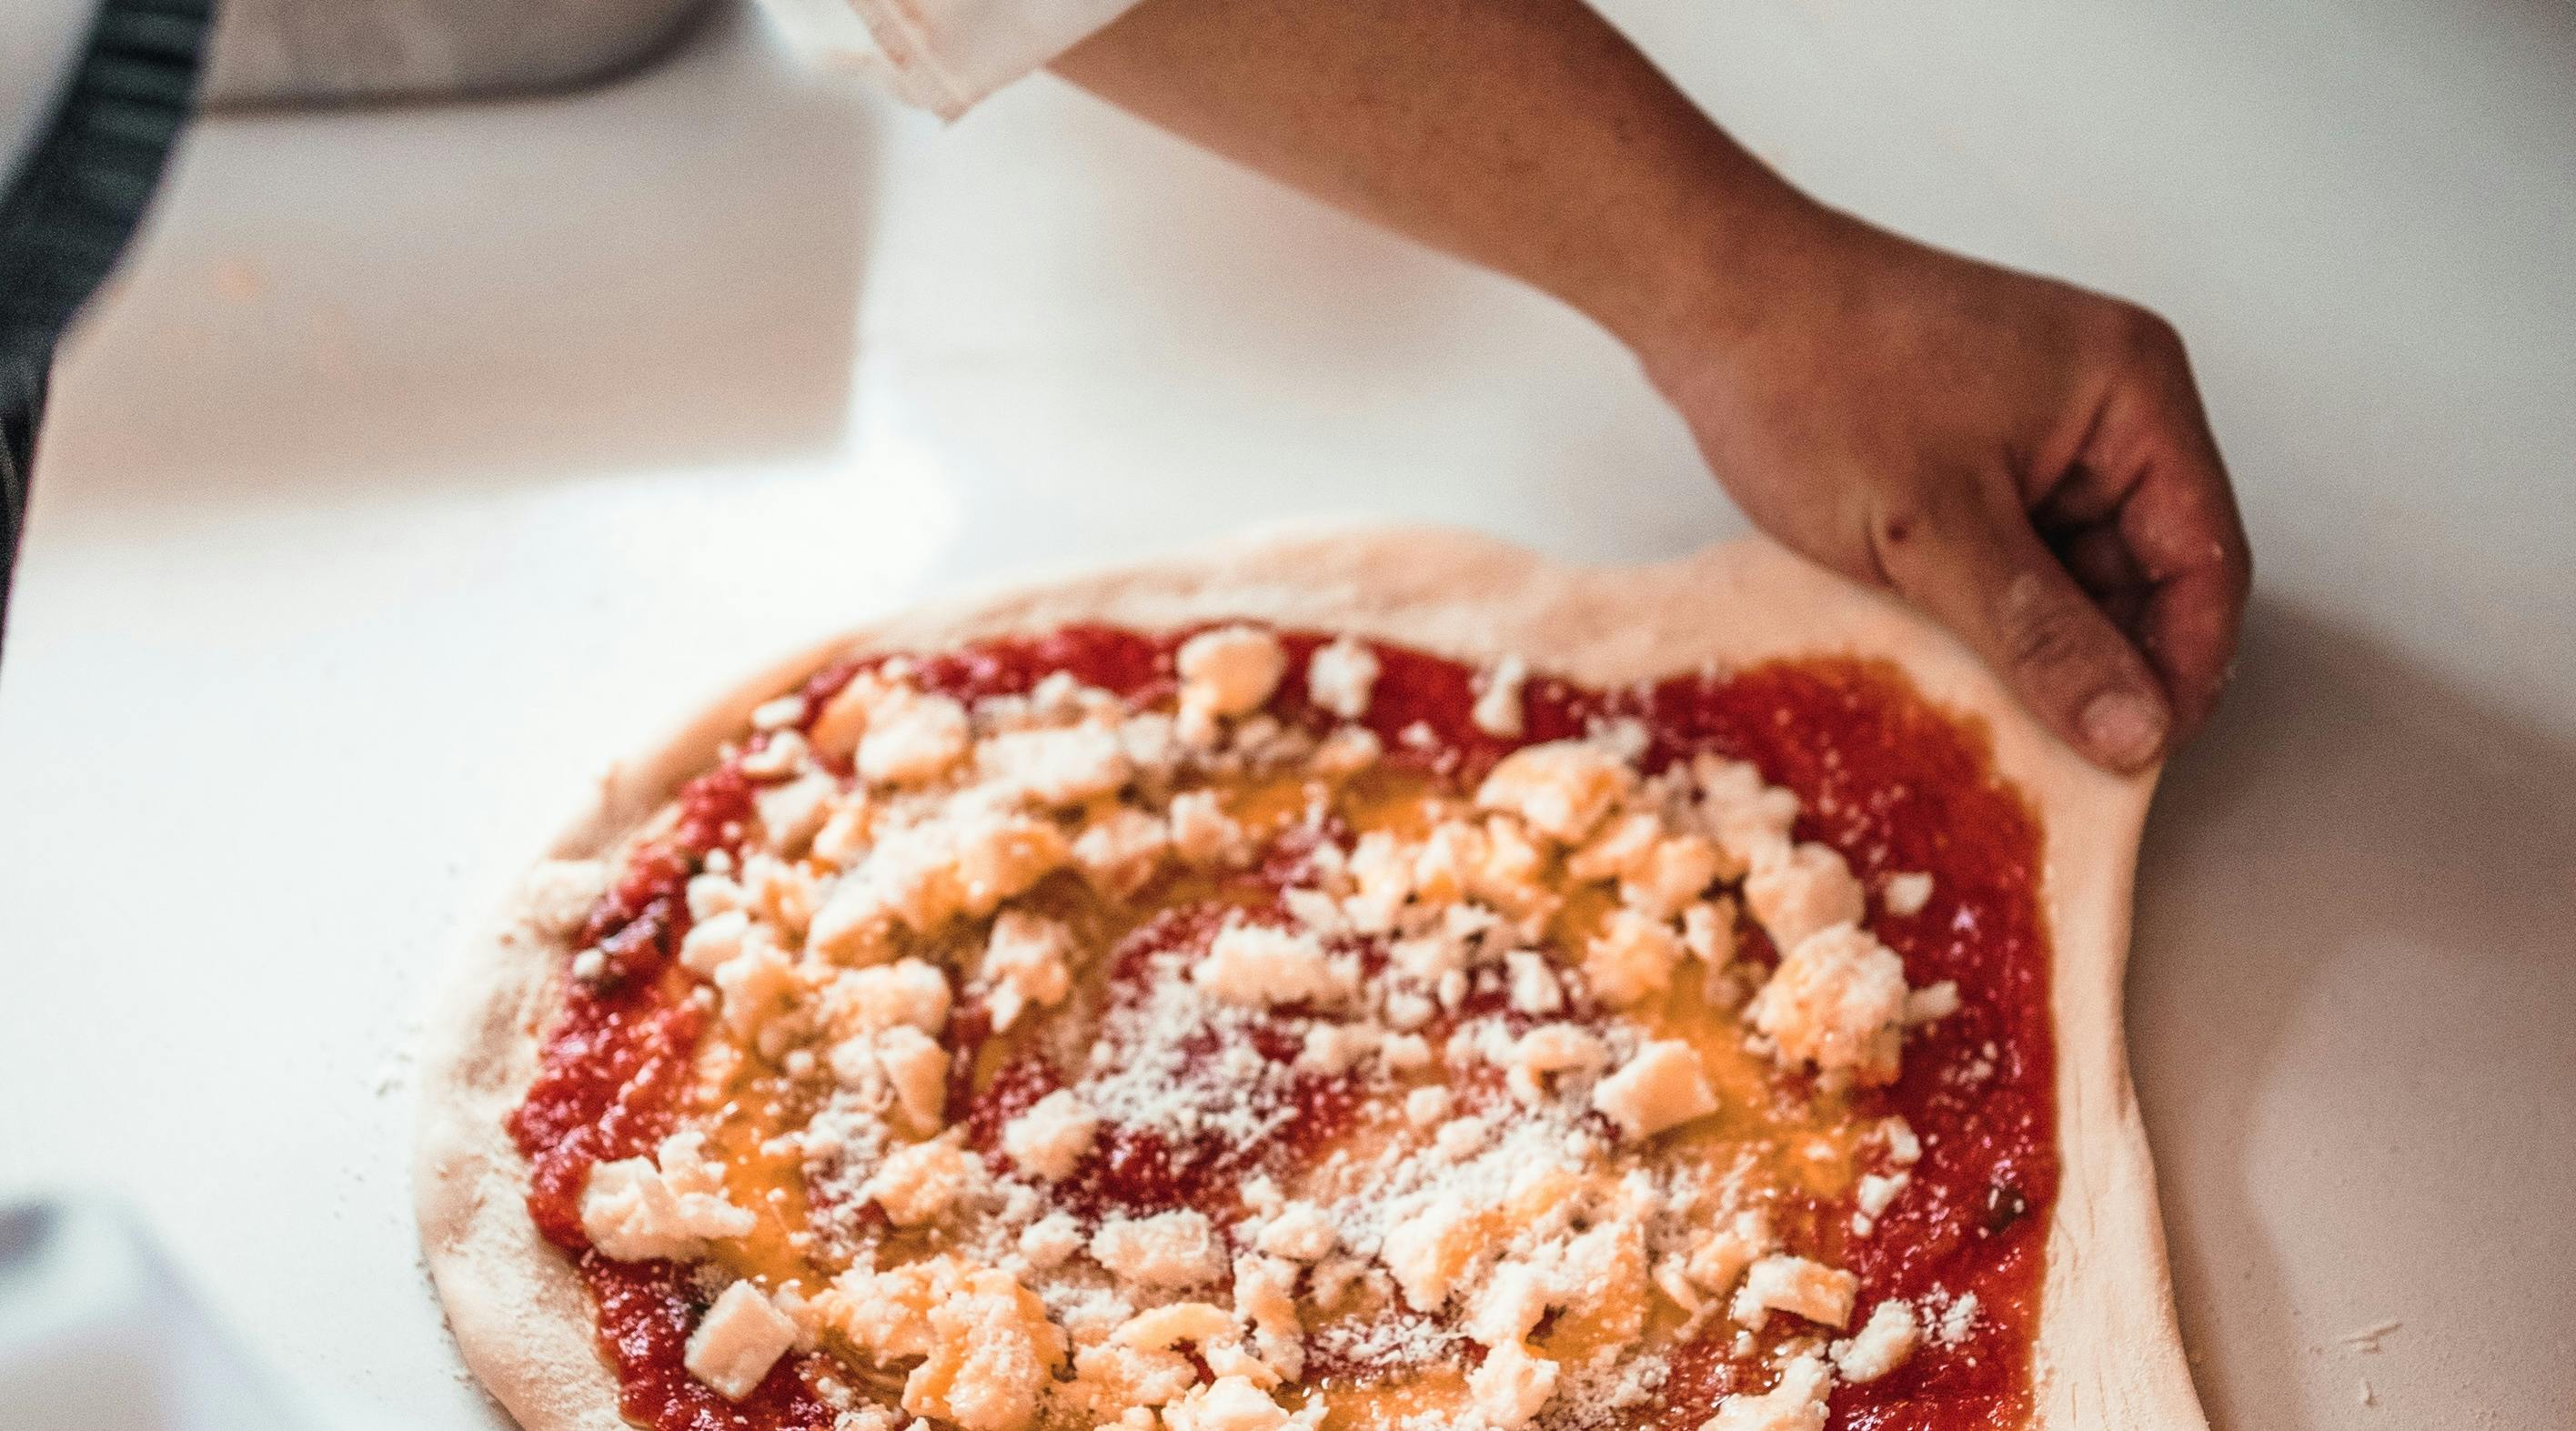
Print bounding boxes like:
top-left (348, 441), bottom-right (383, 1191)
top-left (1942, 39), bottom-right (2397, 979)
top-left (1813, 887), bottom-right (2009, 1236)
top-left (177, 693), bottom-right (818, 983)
top-left (1873, 493), bottom-right (2171, 771)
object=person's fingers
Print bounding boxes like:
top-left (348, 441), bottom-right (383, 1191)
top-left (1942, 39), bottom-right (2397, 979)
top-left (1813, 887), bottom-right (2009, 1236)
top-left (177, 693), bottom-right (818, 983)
top-left (2055, 519), bottom-right (2142, 599)
top-left (2031, 465), bottom-right (2129, 531)
top-left (2081, 336), bottom-right (2253, 740)
top-left (1872, 484), bottom-right (2172, 771)
top-left (2116, 474), bottom-right (2249, 736)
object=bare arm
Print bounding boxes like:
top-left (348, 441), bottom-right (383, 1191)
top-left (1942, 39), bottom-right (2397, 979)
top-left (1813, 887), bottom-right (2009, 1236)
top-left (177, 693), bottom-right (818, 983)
top-left (1055, 0), bottom-right (2251, 771)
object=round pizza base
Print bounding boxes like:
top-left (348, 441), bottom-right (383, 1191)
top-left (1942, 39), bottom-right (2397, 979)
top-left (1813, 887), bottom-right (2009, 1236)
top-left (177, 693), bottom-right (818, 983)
top-left (414, 523), bottom-right (2208, 1431)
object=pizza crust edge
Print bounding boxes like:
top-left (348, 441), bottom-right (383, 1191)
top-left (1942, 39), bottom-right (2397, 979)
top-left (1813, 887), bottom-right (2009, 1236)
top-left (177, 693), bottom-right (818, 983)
top-left (412, 523), bottom-right (2207, 1431)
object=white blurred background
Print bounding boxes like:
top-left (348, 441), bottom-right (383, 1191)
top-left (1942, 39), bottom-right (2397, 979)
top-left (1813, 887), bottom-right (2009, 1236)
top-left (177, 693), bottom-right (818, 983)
top-left (2, 2), bottom-right (2571, 1427)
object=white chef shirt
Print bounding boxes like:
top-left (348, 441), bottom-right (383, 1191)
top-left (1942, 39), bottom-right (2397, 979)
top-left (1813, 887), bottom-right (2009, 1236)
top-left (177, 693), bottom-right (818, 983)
top-left (760, 0), bottom-right (1144, 119)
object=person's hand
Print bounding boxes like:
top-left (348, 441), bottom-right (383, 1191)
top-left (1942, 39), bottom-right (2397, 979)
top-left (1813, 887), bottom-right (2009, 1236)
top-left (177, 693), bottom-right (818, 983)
top-left (1637, 203), bottom-right (2252, 772)
top-left (1055, 0), bottom-right (2249, 771)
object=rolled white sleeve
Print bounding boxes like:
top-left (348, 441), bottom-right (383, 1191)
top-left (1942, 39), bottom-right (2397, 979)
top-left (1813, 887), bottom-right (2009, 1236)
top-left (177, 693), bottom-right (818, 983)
top-left (760, 0), bottom-right (1145, 119)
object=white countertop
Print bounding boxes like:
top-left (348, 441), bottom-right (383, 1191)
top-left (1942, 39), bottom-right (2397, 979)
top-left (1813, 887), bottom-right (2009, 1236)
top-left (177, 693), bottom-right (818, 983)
top-left (4, 3), bottom-right (2570, 1427)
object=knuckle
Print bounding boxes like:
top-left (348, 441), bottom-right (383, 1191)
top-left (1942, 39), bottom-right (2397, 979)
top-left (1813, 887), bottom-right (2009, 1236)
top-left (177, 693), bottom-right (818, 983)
top-left (2109, 303), bottom-right (2188, 368)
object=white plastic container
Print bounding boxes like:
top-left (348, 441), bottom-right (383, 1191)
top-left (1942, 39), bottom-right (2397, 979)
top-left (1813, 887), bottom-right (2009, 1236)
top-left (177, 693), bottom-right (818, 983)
top-left (203, 0), bottom-right (712, 105)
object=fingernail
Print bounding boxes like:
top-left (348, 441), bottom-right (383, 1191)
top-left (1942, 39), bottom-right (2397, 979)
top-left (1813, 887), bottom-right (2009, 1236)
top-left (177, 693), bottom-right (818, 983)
top-left (2080, 689), bottom-right (2168, 767)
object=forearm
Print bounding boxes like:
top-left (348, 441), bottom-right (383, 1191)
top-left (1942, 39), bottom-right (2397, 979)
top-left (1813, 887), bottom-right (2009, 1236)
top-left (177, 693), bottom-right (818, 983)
top-left (1052, 0), bottom-right (1810, 358)
top-left (1055, 0), bottom-right (2249, 770)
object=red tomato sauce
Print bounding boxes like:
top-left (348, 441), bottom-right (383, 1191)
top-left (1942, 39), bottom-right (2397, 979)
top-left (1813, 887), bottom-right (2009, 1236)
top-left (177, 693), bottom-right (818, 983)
top-left (508, 766), bottom-right (844, 1428)
top-left (511, 625), bottom-right (2053, 1431)
top-left (959, 905), bottom-right (1371, 1220)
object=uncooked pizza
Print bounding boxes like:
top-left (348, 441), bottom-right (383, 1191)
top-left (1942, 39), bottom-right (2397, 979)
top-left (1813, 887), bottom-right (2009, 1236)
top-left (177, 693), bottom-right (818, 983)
top-left (417, 530), bottom-right (2206, 1431)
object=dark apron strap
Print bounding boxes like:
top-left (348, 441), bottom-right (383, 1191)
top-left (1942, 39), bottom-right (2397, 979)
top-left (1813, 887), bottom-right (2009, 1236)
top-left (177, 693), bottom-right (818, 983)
top-left (0, 0), bottom-right (212, 632)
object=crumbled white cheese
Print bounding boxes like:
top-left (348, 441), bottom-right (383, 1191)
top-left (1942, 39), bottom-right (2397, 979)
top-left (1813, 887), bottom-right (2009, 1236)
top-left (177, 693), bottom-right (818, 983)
top-left (579, 1131), bottom-right (756, 1262)
top-left (1383, 988), bottom-right (1437, 1032)
top-left (1468, 1259), bottom-right (1555, 1348)
top-left (750, 693), bottom-right (808, 731)
top-left (1592, 1040), bottom-right (1719, 1140)
top-left (1297, 1021), bottom-right (1383, 1075)
top-left (1255, 1202), bottom-right (1339, 1263)
top-left (711, 942), bottom-right (800, 1037)
top-left (873, 1024), bottom-right (951, 1133)
top-left (1681, 899), bottom-right (1736, 970)
top-left (808, 805), bottom-right (1071, 954)
top-left (1379, 1194), bottom-right (1483, 1311)
top-left (1731, 1255), bottom-right (1859, 1330)
top-left (1509, 1023), bottom-right (1611, 1101)
top-left (1855, 1171), bottom-right (1909, 1220)
top-left (856, 688), bottom-right (971, 787)
top-left (828, 957), bottom-right (952, 1034)
top-left (739, 729), bottom-right (810, 781)
top-left (1059, 1342), bottom-right (1196, 1424)
top-left (1168, 790), bottom-right (1247, 867)
top-left (1433, 1114), bottom-right (1493, 1162)
top-left (678, 908), bottom-right (756, 976)
top-left (1306, 1256), bottom-right (1369, 1315)
top-left (863, 1136), bottom-right (981, 1226)
top-left (1653, 1254), bottom-right (1705, 1313)
top-left (1312, 724), bottom-right (1382, 775)
top-left (1177, 626), bottom-right (1288, 727)
top-left (1832, 1299), bottom-right (1918, 1382)
top-left (824, 1026), bottom-right (948, 1134)
top-left (1620, 834), bottom-right (1726, 921)
top-left (981, 911), bottom-right (1073, 1032)
top-left (1306, 638), bottom-right (1382, 720)
top-left (1683, 1210), bottom-right (1775, 1303)
top-left (1192, 920), bottom-right (1357, 1009)
top-left (754, 771), bottom-right (837, 854)
top-left (738, 852), bottom-right (821, 936)
top-left (980, 724), bottom-right (1132, 808)
top-left (809, 798), bottom-right (870, 867)
top-left (950, 810), bottom-right (1073, 916)
top-left (1882, 1116), bottom-right (1922, 1166)
top-left (1568, 811), bottom-right (1658, 883)
top-left (1020, 1213), bottom-right (1086, 1270)
top-left (1091, 1211), bottom-right (1225, 1289)
top-left (1691, 755), bottom-right (1801, 872)
top-left (1585, 907), bottom-right (1687, 1008)
top-left (1474, 741), bottom-right (1635, 843)
top-left (1002, 1090), bottom-right (1100, 1182)
top-left (1743, 841), bottom-right (1867, 952)
top-left (1234, 1253), bottom-right (1306, 1379)
top-left (1160, 1375), bottom-right (1291, 1431)
top-left (1113, 1301), bottom-right (1239, 1354)
top-left (1902, 980), bottom-right (1960, 1025)
top-left (685, 1280), bottom-right (798, 1401)
top-left (1704, 1353), bottom-right (1834, 1431)
top-left (817, 1255), bottom-right (947, 1363)
top-left (1472, 655), bottom-right (1530, 738)
top-left (1468, 1340), bottom-right (1559, 1429)
top-left (1505, 950), bottom-right (1565, 1015)
top-left (899, 1265), bottom-right (1065, 1431)
top-left (686, 870), bottom-right (749, 922)
top-left (1748, 923), bottom-right (1910, 1084)
top-left (805, 672), bottom-right (885, 761)
top-left (1881, 871), bottom-right (1935, 917)
top-left (1072, 805), bottom-right (1171, 895)
top-left (1343, 830), bottom-right (1415, 928)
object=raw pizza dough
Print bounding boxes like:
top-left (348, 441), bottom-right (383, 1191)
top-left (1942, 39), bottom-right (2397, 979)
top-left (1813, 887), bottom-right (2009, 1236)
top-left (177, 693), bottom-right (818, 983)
top-left (414, 525), bottom-right (2209, 1431)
